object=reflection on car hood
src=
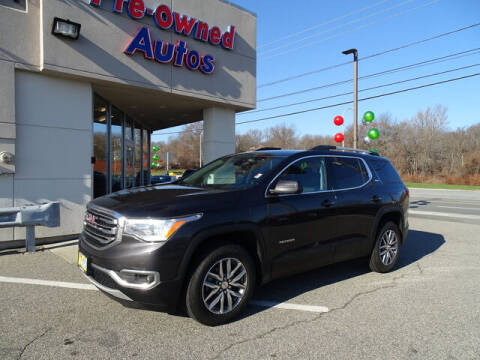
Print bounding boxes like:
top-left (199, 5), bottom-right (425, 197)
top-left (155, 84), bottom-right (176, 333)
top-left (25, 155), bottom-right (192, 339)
top-left (90, 184), bottom-right (236, 218)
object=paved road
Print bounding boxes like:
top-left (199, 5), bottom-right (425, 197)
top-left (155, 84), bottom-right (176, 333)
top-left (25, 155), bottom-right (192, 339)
top-left (409, 188), bottom-right (480, 224)
top-left (1, 191), bottom-right (480, 359)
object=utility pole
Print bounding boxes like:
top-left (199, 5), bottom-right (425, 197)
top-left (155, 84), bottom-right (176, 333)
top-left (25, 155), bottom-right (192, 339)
top-left (342, 48), bottom-right (358, 148)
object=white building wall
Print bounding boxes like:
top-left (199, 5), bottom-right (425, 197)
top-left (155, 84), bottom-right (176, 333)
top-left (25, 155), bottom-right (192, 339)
top-left (12, 71), bottom-right (92, 241)
top-left (203, 107), bottom-right (236, 163)
top-left (0, 59), bottom-right (16, 242)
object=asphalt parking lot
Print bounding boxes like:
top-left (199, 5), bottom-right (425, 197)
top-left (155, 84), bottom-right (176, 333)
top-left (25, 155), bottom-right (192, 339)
top-left (1, 188), bottom-right (480, 359)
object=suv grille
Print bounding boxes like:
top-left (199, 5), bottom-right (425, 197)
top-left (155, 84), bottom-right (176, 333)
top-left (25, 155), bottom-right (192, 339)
top-left (83, 206), bottom-right (119, 249)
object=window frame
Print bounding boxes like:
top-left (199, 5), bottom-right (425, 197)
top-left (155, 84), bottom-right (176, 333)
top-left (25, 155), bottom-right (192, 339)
top-left (265, 155), bottom-right (373, 197)
top-left (92, 93), bottom-right (151, 195)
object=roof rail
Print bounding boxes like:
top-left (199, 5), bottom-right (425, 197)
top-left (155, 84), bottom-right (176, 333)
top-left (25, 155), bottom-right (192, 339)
top-left (309, 145), bottom-right (336, 151)
top-left (255, 147), bottom-right (281, 151)
top-left (309, 145), bottom-right (379, 156)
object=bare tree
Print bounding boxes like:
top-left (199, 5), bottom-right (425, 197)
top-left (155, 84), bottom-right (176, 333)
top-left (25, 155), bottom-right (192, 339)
top-left (153, 105), bottom-right (480, 185)
top-left (236, 129), bottom-right (264, 152)
top-left (263, 123), bottom-right (298, 148)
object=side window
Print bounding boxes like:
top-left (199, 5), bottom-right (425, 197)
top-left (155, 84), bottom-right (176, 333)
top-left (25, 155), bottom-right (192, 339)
top-left (327, 157), bottom-right (369, 190)
top-left (368, 159), bottom-right (403, 184)
top-left (276, 157), bottom-right (328, 193)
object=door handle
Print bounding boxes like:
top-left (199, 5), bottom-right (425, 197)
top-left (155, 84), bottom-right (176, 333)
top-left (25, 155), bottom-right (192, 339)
top-left (371, 195), bottom-right (382, 202)
top-left (322, 199), bottom-right (335, 207)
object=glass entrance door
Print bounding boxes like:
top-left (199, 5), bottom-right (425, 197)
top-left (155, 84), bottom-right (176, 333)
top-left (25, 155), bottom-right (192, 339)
top-left (93, 96), bottom-right (108, 198)
top-left (92, 94), bottom-right (151, 196)
top-left (125, 116), bottom-right (135, 188)
top-left (111, 106), bottom-right (124, 192)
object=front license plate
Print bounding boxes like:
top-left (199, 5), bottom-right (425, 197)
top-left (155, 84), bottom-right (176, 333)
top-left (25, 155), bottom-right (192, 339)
top-left (78, 252), bottom-right (88, 273)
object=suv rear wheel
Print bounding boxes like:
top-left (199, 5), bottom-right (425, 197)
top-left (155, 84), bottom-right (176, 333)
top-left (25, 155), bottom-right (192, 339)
top-left (186, 244), bottom-right (256, 326)
top-left (369, 221), bottom-right (401, 273)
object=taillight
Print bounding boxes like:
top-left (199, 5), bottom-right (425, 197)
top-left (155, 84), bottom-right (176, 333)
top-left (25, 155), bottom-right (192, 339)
top-left (405, 187), bottom-right (410, 197)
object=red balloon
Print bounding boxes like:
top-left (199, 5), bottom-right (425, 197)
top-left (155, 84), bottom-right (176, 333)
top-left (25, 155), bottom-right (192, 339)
top-left (334, 133), bottom-right (344, 143)
top-left (333, 115), bottom-right (344, 126)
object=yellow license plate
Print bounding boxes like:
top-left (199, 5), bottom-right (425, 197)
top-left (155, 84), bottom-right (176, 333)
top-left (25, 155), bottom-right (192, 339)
top-left (78, 252), bottom-right (88, 273)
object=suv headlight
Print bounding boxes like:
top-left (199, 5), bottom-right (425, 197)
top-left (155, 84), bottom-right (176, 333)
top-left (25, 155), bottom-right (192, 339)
top-left (124, 214), bottom-right (202, 242)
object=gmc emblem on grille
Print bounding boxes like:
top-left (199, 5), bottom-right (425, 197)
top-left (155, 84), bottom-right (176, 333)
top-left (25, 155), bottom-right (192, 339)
top-left (85, 213), bottom-right (97, 224)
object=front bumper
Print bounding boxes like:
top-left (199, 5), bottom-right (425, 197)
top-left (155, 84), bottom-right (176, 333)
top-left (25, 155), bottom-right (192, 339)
top-left (78, 233), bottom-right (185, 310)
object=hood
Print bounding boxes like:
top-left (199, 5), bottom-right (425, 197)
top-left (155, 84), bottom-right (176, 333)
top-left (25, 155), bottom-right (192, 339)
top-left (90, 184), bottom-right (238, 218)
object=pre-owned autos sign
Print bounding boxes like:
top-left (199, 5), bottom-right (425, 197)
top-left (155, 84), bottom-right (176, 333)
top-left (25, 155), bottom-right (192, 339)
top-left (89, 0), bottom-right (237, 74)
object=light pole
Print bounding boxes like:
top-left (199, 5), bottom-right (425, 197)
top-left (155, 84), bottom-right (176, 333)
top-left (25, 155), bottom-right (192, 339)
top-left (341, 107), bottom-right (353, 148)
top-left (342, 48), bottom-right (358, 149)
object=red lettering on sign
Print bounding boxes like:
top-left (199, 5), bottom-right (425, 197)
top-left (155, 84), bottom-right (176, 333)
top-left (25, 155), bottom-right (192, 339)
top-left (209, 26), bottom-right (221, 45)
top-left (173, 13), bottom-right (197, 36)
top-left (194, 21), bottom-right (209, 42)
top-left (127, 0), bottom-right (145, 20)
top-left (221, 26), bottom-right (235, 50)
top-left (153, 4), bottom-right (173, 29)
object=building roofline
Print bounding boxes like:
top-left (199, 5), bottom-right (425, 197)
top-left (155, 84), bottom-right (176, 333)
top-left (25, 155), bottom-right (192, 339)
top-left (218, 0), bottom-right (257, 17)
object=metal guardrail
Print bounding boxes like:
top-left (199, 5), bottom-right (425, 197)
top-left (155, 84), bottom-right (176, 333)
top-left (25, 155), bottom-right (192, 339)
top-left (0, 202), bottom-right (60, 253)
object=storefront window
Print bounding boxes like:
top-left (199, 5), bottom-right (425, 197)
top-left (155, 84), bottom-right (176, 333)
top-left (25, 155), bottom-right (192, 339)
top-left (111, 106), bottom-right (123, 192)
top-left (93, 96), bottom-right (108, 198)
top-left (92, 93), bottom-right (150, 194)
top-left (142, 129), bottom-right (149, 185)
top-left (134, 127), bottom-right (142, 186)
top-left (125, 116), bottom-right (135, 188)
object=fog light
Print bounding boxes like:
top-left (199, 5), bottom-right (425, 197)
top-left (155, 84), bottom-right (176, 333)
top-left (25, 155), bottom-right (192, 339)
top-left (119, 271), bottom-right (155, 285)
top-left (52, 17), bottom-right (81, 40)
top-left (115, 269), bottom-right (160, 290)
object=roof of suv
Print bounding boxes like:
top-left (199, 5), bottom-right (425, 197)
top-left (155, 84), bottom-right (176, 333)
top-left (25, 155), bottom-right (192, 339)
top-left (246, 146), bottom-right (385, 161)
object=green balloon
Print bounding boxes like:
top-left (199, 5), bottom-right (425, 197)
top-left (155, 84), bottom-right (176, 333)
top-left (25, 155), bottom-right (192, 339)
top-left (368, 128), bottom-right (380, 140)
top-left (151, 162), bottom-right (158, 168)
top-left (152, 146), bottom-right (159, 152)
top-left (363, 111), bottom-right (375, 122)
top-left (152, 154), bottom-right (159, 161)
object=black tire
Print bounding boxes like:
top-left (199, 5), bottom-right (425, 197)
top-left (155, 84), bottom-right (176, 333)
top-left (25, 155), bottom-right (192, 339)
top-left (185, 244), bottom-right (256, 326)
top-left (369, 221), bottom-right (401, 273)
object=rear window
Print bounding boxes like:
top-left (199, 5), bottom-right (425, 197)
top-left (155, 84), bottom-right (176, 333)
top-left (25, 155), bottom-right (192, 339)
top-left (327, 157), bottom-right (369, 190)
top-left (369, 159), bottom-right (403, 184)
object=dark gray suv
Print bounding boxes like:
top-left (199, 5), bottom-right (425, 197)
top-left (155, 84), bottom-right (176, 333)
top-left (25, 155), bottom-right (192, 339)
top-left (78, 146), bottom-right (409, 326)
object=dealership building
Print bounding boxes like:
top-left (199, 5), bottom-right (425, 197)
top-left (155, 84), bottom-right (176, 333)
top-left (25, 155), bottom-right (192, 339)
top-left (0, 0), bottom-right (256, 246)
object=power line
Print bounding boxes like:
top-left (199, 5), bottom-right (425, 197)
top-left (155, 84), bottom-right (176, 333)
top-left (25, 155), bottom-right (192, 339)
top-left (259, 0), bottom-right (391, 49)
top-left (259, 0), bottom-right (419, 55)
top-left (153, 72), bottom-right (480, 136)
top-left (236, 72), bottom-right (480, 125)
top-left (240, 63), bottom-right (480, 115)
top-left (257, 47), bottom-right (480, 102)
top-left (261, 0), bottom-right (441, 61)
top-left (258, 21), bottom-right (480, 88)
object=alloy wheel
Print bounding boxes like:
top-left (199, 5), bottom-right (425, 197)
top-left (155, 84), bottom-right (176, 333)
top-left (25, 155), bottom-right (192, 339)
top-left (202, 257), bottom-right (248, 315)
top-left (379, 229), bottom-right (398, 266)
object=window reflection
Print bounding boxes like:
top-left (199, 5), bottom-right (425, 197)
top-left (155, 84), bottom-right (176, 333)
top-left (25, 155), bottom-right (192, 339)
top-left (92, 94), bottom-right (150, 195)
top-left (135, 127), bottom-right (142, 186)
top-left (111, 106), bottom-right (123, 192)
top-left (125, 116), bottom-right (135, 188)
top-left (93, 96), bottom-right (108, 198)
top-left (142, 129), bottom-right (149, 185)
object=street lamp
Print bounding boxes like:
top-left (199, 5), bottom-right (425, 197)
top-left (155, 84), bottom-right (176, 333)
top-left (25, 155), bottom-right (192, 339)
top-left (342, 48), bottom-right (358, 149)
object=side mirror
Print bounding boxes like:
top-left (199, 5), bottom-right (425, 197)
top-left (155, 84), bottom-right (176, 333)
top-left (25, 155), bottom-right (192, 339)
top-left (269, 180), bottom-right (302, 195)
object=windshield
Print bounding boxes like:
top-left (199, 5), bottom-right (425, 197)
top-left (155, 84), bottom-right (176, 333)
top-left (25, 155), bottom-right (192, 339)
top-left (178, 154), bottom-right (285, 190)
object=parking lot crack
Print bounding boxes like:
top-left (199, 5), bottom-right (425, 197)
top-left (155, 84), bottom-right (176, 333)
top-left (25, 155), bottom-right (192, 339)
top-left (212, 284), bottom-right (397, 359)
top-left (17, 327), bottom-right (52, 360)
top-left (416, 262), bottom-right (424, 275)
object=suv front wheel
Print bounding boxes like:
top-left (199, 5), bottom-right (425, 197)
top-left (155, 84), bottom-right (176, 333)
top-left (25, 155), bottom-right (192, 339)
top-left (369, 221), bottom-right (401, 273)
top-left (186, 244), bottom-right (256, 326)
